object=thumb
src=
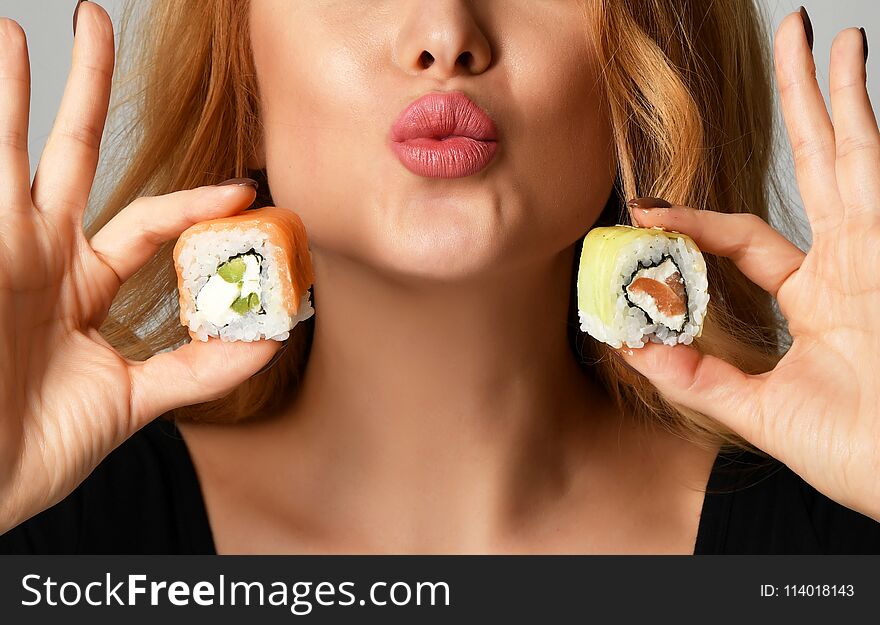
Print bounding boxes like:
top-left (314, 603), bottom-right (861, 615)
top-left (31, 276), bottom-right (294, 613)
top-left (614, 341), bottom-right (766, 443)
top-left (127, 338), bottom-right (281, 425)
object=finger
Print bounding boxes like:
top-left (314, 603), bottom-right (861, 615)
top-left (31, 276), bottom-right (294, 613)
top-left (89, 182), bottom-right (257, 283)
top-left (614, 342), bottom-right (767, 450)
top-left (128, 337), bottom-right (281, 427)
top-left (31, 1), bottom-right (114, 221)
top-left (775, 11), bottom-right (843, 234)
top-left (631, 206), bottom-right (805, 303)
top-left (0, 19), bottom-right (32, 209)
top-left (829, 27), bottom-right (879, 217)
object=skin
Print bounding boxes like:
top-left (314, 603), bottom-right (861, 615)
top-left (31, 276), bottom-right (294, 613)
top-left (177, 0), bottom-right (713, 554)
top-left (621, 15), bottom-right (880, 523)
top-left (0, 2), bottom-right (876, 552)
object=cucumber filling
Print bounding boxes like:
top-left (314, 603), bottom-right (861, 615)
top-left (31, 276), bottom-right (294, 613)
top-left (195, 251), bottom-right (264, 326)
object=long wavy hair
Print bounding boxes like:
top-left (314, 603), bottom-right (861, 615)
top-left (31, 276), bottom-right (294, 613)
top-left (87, 0), bottom-right (798, 455)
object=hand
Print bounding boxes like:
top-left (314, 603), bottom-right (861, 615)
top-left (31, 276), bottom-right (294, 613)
top-left (616, 12), bottom-right (880, 521)
top-left (0, 4), bottom-right (279, 533)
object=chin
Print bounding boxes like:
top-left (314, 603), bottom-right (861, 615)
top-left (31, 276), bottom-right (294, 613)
top-left (364, 206), bottom-right (507, 283)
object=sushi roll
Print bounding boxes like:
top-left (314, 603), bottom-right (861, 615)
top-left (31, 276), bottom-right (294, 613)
top-left (173, 207), bottom-right (315, 342)
top-left (577, 225), bottom-right (709, 349)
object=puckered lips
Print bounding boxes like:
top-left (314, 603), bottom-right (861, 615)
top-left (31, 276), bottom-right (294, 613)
top-left (389, 91), bottom-right (499, 179)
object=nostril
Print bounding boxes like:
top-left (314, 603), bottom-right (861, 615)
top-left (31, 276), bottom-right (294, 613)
top-left (457, 51), bottom-right (473, 69)
top-left (419, 50), bottom-right (435, 69)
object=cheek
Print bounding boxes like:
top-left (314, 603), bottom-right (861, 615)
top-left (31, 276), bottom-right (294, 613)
top-left (260, 94), bottom-right (371, 253)
top-left (499, 35), bottom-right (616, 251)
top-left (250, 9), bottom-right (385, 251)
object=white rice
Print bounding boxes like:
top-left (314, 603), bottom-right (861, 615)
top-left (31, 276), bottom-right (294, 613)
top-left (177, 226), bottom-right (315, 342)
top-left (578, 233), bottom-right (709, 349)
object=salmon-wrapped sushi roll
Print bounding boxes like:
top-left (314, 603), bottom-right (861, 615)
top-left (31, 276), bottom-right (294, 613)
top-left (172, 207), bottom-right (315, 342)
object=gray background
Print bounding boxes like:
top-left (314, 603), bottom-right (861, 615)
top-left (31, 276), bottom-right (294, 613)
top-left (0, 0), bottom-right (876, 247)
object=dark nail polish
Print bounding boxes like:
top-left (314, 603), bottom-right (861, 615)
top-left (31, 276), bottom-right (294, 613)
top-left (217, 177), bottom-right (259, 190)
top-left (73, 0), bottom-right (86, 36)
top-left (627, 197), bottom-right (672, 209)
top-left (861, 27), bottom-right (869, 63)
top-left (799, 6), bottom-right (814, 52)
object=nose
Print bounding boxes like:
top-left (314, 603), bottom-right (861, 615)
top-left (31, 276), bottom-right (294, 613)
top-left (395, 1), bottom-right (492, 79)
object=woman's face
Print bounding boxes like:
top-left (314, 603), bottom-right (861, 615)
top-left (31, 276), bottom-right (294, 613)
top-left (249, 0), bottom-right (615, 281)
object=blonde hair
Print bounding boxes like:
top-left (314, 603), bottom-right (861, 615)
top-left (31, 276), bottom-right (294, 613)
top-left (89, 0), bottom-right (795, 454)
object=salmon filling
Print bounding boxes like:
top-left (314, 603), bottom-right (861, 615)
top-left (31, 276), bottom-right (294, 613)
top-left (624, 256), bottom-right (689, 331)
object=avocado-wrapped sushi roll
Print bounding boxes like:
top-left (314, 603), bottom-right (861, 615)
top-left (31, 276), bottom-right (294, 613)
top-left (173, 207), bottom-right (315, 342)
top-left (577, 225), bottom-right (708, 349)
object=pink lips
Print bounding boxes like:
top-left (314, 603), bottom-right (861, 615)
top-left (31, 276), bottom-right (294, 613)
top-left (390, 91), bottom-right (499, 179)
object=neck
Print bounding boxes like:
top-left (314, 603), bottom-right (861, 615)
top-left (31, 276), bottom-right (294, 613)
top-left (274, 244), bottom-right (615, 546)
top-left (303, 244), bottom-right (597, 432)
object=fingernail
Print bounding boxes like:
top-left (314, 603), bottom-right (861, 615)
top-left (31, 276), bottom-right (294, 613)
top-left (216, 177), bottom-right (259, 190)
top-left (627, 197), bottom-right (672, 209)
top-left (799, 6), bottom-right (814, 52)
top-left (73, 0), bottom-right (87, 36)
top-left (861, 27), bottom-right (869, 63)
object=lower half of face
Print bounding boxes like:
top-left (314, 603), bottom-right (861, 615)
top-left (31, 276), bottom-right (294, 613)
top-left (251, 0), bottom-right (616, 284)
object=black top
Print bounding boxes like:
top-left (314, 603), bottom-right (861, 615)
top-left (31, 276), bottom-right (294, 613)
top-left (1, 418), bottom-right (879, 554)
